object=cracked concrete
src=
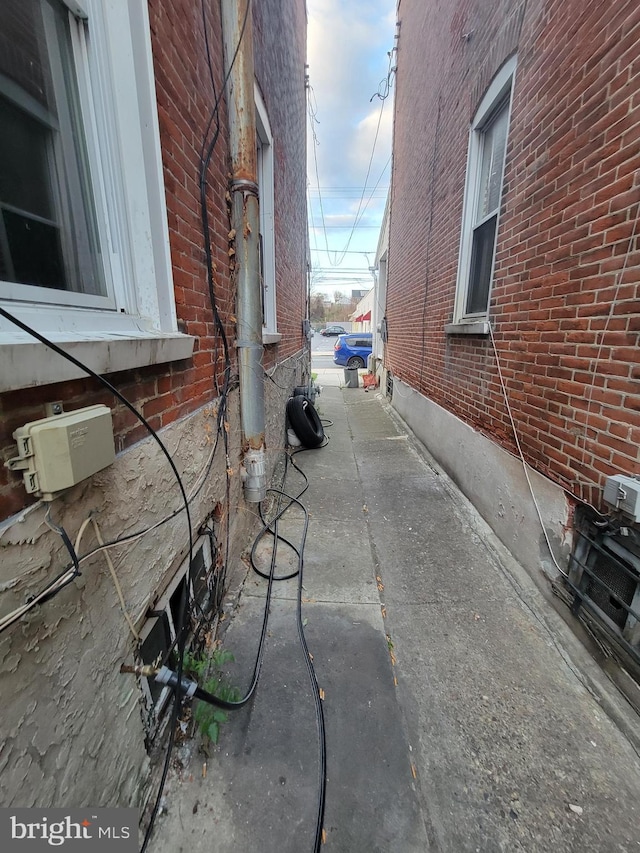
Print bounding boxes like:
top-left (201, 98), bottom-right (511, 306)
top-left (148, 381), bottom-right (640, 853)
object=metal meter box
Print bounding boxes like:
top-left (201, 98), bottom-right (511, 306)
top-left (6, 405), bottom-right (115, 500)
top-left (603, 474), bottom-right (640, 522)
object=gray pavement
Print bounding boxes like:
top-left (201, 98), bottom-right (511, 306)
top-left (149, 380), bottom-right (640, 853)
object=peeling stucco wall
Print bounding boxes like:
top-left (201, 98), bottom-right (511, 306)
top-left (0, 353), bottom-right (304, 810)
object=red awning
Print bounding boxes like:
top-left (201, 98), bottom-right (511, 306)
top-left (361, 310), bottom-right (371, 321)
top-left (354, 314), bottom-right (363, 322)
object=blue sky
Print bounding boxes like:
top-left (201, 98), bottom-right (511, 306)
top-left (307, 0), bottom-right (397, 297)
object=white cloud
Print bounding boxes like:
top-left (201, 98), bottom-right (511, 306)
top-left (307, 0), bottom-right (396, 280)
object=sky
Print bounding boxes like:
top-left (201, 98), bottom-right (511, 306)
top-left (306, 0), bottom-right (397, 299)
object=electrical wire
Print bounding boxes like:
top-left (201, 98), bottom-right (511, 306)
top-left (0, 304), bottom-right (195, 619)
top-left (489, 323), bottom-right (568, 578)
top-left (92, 518), bottom-right (140, 641)
top-left (579, 197), bottom-right (640, 473)
top-left (141, 0), bottom-right (251, 846)
top-left (0, 507), bottom-right (83, 632)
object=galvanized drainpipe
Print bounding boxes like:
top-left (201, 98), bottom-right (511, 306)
top-left (221, 0), bottom-right (266, 502)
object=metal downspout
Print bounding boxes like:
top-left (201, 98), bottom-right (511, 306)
top-left (221, 0), bottom-right (266, 502)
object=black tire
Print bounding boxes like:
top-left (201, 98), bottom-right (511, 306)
top-left (347, 356), bottom-right (365, 368)
top-left (286, 395), bottom-right (324, 448)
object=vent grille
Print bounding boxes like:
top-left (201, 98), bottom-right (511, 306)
top-left (386, 371), bottom-right (393, 400)
top-left (584, 551), bottom-right (637, 630)
top-left (568, 525), bottom-right (640, 673)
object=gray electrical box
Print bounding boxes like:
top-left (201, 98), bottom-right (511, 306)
top-left (6, 405), bottom-right (115, 501)
top-left (603, 474), bottom-right (640, 522)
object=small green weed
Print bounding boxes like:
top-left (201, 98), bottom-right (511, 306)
top-left (183, 648), bottom-right (241, 744)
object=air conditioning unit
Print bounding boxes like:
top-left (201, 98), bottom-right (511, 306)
top-left (603, 474), bottom-right (640, 522)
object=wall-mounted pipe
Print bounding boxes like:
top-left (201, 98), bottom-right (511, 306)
top-left (221, 0), bottom-right (266, 502)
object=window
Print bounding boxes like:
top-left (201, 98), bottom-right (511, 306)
top-left (448, 56), bottom-right (516, 333)
top-left (255, 84), bottom-right (279, 342)
top-left (0, 0), bottom-right (193, 392)
top-left (138, 536), bottom-right (216, 736)
top-left (0, 0), bottom-right (103, 300)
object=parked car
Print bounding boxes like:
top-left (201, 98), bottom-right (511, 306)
top-left (333, 333), bottom-right (373, 368)
top-left (320, 325), bottom-right (347, 336)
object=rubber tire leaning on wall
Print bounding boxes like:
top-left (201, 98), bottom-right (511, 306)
top-left (286, 395), bottom-right (324, 448)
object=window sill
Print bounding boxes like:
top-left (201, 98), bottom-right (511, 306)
top-left (444, 320), bottom-right (490, 336)
top-left (0, 331), bottom-right (195, 393)
top-left (262, 331), bottom-right (282, 345)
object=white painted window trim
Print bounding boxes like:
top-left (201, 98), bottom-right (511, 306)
top-left (449, 55), bottom-right (517, 333)
top-left (0, 0), bottom-right (193, 392)
top-left (254, 83), bottom-right (279, 341)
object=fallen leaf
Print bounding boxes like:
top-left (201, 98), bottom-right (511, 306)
top-left (410, 763), bottom-right (417, 779)
top-left (319, 688), bottom-right (325, 700)
top-left (321, 829), bottom-right (327, 844)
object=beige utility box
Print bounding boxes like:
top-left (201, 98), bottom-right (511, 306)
top-left (6, 405), bottom-right (115, 501)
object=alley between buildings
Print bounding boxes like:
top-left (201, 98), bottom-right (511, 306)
top-left (148, 378), bottom-right (640, 853)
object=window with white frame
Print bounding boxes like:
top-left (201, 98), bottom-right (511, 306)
top-left (0, 0), bottom-right (193, 392)
top-left (254, 84), bottom-right (278, 340)
top-left (449, 56), bottom-right (516, 332)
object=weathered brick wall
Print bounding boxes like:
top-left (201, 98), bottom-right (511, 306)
top-left (0, 0), bottom-right (308, 519)
top-left (253, 0), bottom-right (309, 366)
top-left (388, 0), bottom-right (640, 509)
top-left (0, 0), bottom-right (307, 811)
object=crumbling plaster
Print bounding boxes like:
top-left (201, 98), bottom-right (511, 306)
top-left (0, 365), bottom-right (299, 809)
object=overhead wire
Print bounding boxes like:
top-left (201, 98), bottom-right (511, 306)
top-left (330, 47), bottom-right (396, 267)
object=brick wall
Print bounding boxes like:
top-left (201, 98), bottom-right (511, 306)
top-left (0, 0), bottom-right (308, 812)
top-left (388, 0), bottom-right (640, 510)
top-left (0, 0), bottom-right (308, 519)
top-left (253, 0), bottom-right (309, 366)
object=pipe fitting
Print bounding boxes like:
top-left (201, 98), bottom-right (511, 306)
top-left (155, 665), bottom-right (198, 699)
top-left (242, 447), bottom-right (267, 502)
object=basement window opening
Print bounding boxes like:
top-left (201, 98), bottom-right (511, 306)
top-left (567, 512), bottom-right (640, 679)
top-left (137, 535), bottom-right (219, 739)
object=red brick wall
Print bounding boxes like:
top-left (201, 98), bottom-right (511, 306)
top-left (253, 0), bottom-right (309, 367)
top-left (0, 0), bottom-right (307, 519)
top-left (388, 0), bottom-right (640, 509)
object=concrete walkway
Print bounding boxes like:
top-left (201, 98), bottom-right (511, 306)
top-left (150, 380), bottom-right (640, 853)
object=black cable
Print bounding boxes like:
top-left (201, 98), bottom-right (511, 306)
top-left (142, 4), bottom-right (252, 847)
top-left (38, 523), bottom-right (81, 605)
top-left (0, 305), bottom-right (194, 620)
top-left (250, 449), bottom-right (309, 580)
top-left (267, 488), bottom-right (326, 853)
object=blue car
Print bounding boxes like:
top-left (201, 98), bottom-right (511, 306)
top-left (333, 332), bottom-right (373, 368)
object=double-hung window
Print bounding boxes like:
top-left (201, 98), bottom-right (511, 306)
top-left (0, 0), bottom-right (103, 300)
top-left (449, 56), bottom-right (516, 333)
top-left (254, 84), bottom-right (279, 343)
top-left (0, 0), bottom-right (193, 392)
